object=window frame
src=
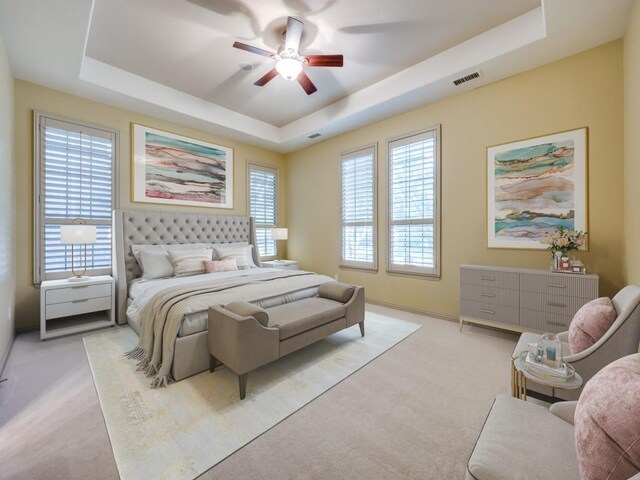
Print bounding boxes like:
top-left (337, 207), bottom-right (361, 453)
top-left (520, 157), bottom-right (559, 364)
top-left (386, 125), bottom-right (441, 278)
top-left (338, 143), bottom-right (378, 271)
top-left (33, 111), bottom-right (118, 284)
top-left (247, 162), bottom-right (278, 261)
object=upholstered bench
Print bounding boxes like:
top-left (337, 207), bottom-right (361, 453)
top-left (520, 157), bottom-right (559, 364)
top-left (208, 282), bottom-right (365, 399)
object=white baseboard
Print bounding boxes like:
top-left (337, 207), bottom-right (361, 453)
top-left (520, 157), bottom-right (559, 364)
top-left (365, 298), bottom-right (458, 323)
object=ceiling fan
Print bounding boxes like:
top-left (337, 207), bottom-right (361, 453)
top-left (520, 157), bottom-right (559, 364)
top-left (233, 16), bottom-right (343, 95)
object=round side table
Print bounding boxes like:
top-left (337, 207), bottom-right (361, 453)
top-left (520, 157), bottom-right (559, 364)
top-left (511, 355), bottom-right (582, 401)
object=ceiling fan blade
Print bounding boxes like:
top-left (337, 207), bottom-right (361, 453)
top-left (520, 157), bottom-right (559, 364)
top-left (233, 41), bottom-right (274, 58)
top-left (297, 71), bottom-right (317, 95)
top-left (285, 17), bottom-right (304, 51)
top-left (254, 68), bottom-right (279, 86)
top-left (305, 55), bottom-right (343, 67)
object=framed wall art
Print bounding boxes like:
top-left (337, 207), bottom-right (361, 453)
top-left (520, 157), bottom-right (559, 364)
top-left (487, 127), bottom-right (588, 250)
top-left (131, 123), bottom-right (233, 208)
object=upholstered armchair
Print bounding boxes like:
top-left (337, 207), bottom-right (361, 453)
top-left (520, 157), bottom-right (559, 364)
top-left (512, 285), bottom-right (640, 400)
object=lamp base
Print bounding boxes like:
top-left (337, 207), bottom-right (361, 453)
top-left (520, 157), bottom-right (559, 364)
top-left (67, 275), bottom-right (92, 282)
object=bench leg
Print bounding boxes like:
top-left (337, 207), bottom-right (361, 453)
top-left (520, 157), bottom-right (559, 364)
top-left (209, 354), bottom-right (217, 373)
top-left (239, 373), bottom-right (248, 400)
top-left (359, 321), bottom-right (365, 337)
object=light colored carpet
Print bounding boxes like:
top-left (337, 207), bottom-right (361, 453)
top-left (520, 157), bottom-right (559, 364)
top-left (83, 312), bottom-right (421, 480)
top-left (0, 304), bottom-right (519, 479)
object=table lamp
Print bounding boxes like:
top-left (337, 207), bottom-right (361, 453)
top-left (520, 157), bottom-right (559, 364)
top-left (60, 220), bottom-right (97, 281)
top-left (270, 228), bottom-right (288, 262)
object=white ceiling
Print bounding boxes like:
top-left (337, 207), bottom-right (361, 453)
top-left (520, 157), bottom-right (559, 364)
top-left (85, 0), bottom-right (538, 127)
top-left (0, 0), bottom-right (635, 152)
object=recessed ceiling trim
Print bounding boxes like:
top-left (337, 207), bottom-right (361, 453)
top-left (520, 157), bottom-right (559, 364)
top-left (80, 56), bottom-right (282, 144)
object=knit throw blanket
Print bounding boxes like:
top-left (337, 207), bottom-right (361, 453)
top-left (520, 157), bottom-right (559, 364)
top-left (125, 271), bottom-right (331, 388)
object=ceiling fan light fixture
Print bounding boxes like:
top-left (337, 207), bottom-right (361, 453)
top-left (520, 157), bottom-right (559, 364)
top-left (275, 57), bottom-right (303, 81)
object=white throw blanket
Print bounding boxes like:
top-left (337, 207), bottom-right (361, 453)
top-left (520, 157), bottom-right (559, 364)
top-left (126, 270), bottom-right (333, 388)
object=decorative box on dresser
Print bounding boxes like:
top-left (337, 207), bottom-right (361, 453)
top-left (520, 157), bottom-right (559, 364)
top-left (460, 265), bottom-right (599, 334)
top-left (40, 275), bottom-right (115, 340)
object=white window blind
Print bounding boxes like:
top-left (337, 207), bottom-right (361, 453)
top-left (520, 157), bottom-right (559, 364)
top-left (248, 164), bottom-right (277, 259)
top-left (340, 146), bottom-right (376, 269)
top-left (35, 114), bottom-right (116, 282)
top-left (388, 127), bottom-right (440, 276)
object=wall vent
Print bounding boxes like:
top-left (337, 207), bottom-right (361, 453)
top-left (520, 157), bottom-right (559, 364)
top-left (453, 71), bottom-right (481, 86)
top-left (308, 133), bottom-right (322, 139)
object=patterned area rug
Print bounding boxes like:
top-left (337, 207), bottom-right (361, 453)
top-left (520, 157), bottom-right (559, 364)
top-left (83, 312), bottom-right (421, 480)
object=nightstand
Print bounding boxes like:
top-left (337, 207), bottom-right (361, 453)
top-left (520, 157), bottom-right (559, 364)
top-left (262, 260), bottom-right (300, 270)
top-left (40, 275), bottom-right (115, 340)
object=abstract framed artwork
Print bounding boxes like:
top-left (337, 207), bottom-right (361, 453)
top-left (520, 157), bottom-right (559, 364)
top-left (487, 127), bottom-right (588, 250)
top-left (131, 124), bottom-right (233, 208)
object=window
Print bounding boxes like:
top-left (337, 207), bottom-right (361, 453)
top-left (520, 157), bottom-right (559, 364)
top-left (340, 145), bottom-right (377, 270)
top-left (388, 126), bottom-right (440, 276)
top-left (248, 163), bottom-right (278, 259)
top-left (34, 113), bottom-right (117, 283)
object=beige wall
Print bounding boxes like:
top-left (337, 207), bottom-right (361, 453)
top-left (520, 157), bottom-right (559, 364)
top-left (625, 0), bottom-right (640, 284)
top-left (286, 41), bottom-right (625, 318)
top-left (13, 80), bottom-right (286, 329)
top-left (0, 27), bottom-right (15, 365)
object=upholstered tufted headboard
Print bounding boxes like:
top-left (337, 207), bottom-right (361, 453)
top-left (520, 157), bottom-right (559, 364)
top-left (112, 209), bottom-right (260, 325)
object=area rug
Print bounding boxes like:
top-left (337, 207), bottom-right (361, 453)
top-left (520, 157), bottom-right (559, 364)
top-left (83, 312), bottom-right (420, 480)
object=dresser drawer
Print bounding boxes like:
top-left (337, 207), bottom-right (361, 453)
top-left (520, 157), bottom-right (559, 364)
top-left (460, 268), bottom-right (519, 290)
top-left (519, 292), bottom-right (588, 317)
top-left (46, 296), bottom-right (112, 320)
top-left (460, 284), bottom-right (519, 307)
top-left (460, 300), bottom-right (519, 326)
top-left (519, 273), bottom-right (598, 298)
top-left (520, 309), bottom-right (571, 333)
top-left (46, 283), bottom-right (112, 305)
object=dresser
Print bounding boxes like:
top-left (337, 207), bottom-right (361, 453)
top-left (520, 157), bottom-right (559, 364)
top-left (460, 265), bottom-right (599, 334)
top-left (40, 275), bottom-right (115, 340)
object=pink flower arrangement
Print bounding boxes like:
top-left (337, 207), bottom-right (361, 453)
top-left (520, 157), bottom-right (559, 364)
top-left (541, 227), bottom-right (587, 255)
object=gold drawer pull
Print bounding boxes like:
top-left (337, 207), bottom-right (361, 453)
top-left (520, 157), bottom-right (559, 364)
top-left (481, 276), bottom-right (495, 281)
top-left (546, 283), bottom-right (566, 288)
top-left (480, 309), bottom-right (495, 315)
top-left (547, 320), bottom-right (566, 327)
top-left (548, 302), bottom-right (567, 308)
top-left (72, 299), bottom-right (89, 304)
top-left (481, 293), bottom-right (496, 298)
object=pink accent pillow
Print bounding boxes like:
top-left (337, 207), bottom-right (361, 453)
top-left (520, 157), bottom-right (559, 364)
top-left (203, 259), bottom-right (238, 273)
top-left (575, 353), bottom-right (640, 480)
top-left (568, 297), bottom-right (617, 354)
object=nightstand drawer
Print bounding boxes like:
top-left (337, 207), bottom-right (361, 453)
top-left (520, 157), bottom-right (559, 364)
top-left (46, 283), bottom-right (112, 305)
top-left (46, 296), bottom-right (112, 320)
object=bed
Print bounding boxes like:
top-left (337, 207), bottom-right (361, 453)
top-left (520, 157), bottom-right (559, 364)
top-left (113, 209), bottom-right (333, 384)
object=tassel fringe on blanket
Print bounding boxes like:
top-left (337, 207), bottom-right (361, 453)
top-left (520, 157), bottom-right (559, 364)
top-left (124, 347), bottom-right (172, 389)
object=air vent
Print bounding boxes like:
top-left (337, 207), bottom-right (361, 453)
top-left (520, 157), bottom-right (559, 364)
top-left (308, 133), bottom-right (322, 139)
top-left (453, 71), bottom-right (481, 86)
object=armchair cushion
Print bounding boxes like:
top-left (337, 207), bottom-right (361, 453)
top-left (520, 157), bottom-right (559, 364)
top-left (575, 353), bottom-right (640, 480)
top-left (568, 297), bottom-right (617, 354)
top-left (224, 301), bottom-right (269, 327)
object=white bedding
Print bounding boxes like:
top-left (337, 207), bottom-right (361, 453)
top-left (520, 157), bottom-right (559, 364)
top-left (127, 268), bottom-right (323, 337)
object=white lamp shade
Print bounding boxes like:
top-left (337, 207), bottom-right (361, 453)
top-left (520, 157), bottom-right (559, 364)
top-left (271, 228), bottom-right (288, 240)
top-left (60, 224), bottom-right (97, 244)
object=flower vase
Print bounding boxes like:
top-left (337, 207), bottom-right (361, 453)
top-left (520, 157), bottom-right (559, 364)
top-left (551, 251), bottom-right (562, 271)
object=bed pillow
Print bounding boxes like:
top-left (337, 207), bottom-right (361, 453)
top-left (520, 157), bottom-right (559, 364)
top-left (167, 248), bottom-right (213, 277)
top-left (139, 249), bottom-right (174, 280)
top-left (131, 243), bottom-right (208, 269)
top-left (574, 353), bottom-right (640, 480)
top-left (203, 259), bottom-right (238, 273)
top-left (212, 245), bottom-right (255, 269)
top-left (568, 297), bottom-right (617, 354)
